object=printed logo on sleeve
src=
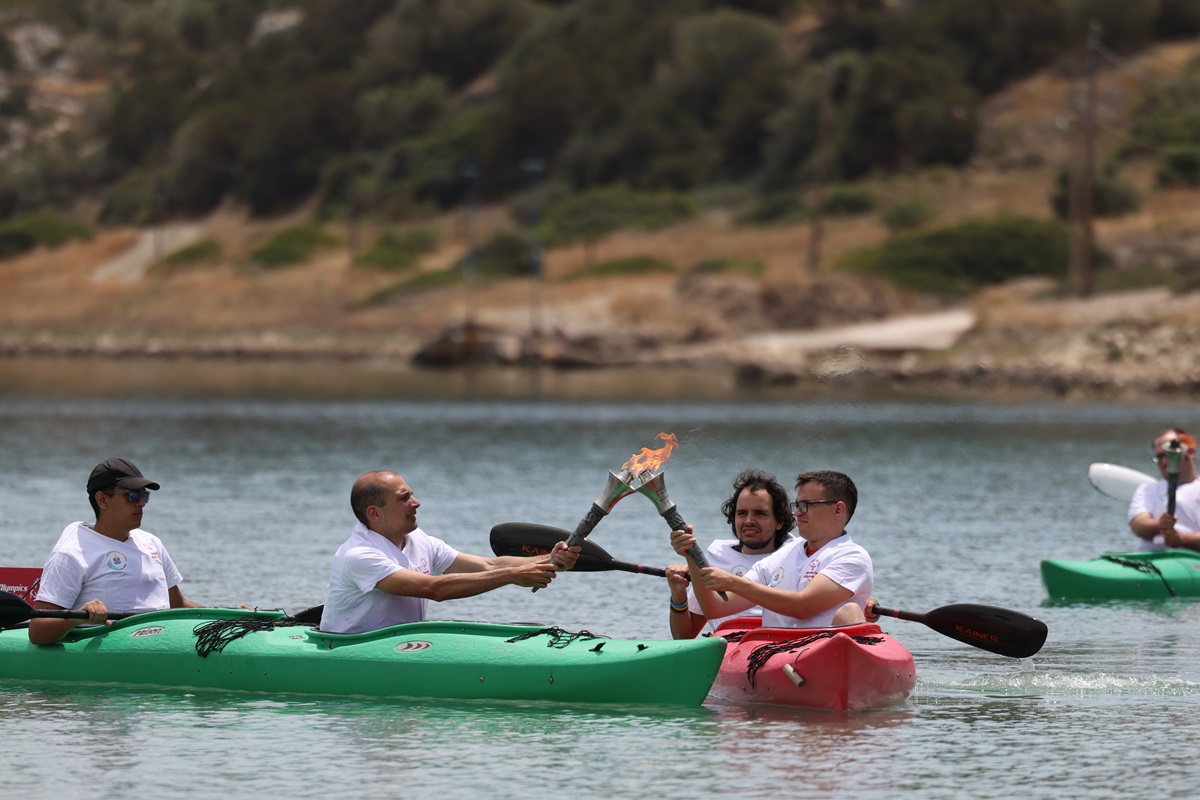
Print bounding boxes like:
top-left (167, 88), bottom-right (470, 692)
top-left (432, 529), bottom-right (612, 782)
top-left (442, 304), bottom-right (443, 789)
top-left (105, 552), bottom-right (128, 571)
top-left (768, 567), bottom-right (785, 588)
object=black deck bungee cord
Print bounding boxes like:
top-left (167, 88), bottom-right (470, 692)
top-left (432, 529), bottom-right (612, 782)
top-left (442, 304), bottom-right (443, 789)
top-left (192, 613), bottom-right (312, 658)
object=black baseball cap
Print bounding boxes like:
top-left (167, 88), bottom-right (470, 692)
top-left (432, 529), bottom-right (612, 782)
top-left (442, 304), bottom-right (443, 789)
top-left (86, 457), bottom-right (161, 494)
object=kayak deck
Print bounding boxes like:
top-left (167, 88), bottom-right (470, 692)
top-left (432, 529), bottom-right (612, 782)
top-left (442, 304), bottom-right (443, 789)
top-left (709, 618), bottom-right (915, 712)
top-left (1041, 551), bottom-right (1200, 601)
top-left (0, 608), bottom-right (726, 706)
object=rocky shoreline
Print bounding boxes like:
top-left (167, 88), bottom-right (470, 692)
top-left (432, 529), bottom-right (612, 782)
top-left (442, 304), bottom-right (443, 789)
top-left (4, 312), bottom-right (1198, 404)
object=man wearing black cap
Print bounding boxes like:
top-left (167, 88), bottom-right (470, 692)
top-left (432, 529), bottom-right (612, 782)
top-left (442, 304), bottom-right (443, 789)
top-left (29, 457), bottom-right (199, 644)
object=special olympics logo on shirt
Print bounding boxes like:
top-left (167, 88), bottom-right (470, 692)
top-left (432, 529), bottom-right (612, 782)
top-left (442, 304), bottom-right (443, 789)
top-left (731, 565), bottom-right (748, 577)
top-left (768, 568), bottom-right (784, 588)
top-left (105, 552), bottom-right (127, 571)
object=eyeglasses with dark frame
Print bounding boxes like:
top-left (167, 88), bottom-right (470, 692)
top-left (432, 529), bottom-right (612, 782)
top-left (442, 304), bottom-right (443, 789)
top-left (791, 499), bottom-right (838, 514)
top-left (105, 488), bottom-right (152, 504)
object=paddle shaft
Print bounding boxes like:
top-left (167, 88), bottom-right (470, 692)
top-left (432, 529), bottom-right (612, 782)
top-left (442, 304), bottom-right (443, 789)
top-left (490, 522), bottom-right (677, 579)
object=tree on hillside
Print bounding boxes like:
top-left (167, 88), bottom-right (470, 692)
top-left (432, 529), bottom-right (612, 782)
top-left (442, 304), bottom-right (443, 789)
top-left (491, 0), bottom-right (702, 189)
top-left (839, 49), bottom-right (978, 176)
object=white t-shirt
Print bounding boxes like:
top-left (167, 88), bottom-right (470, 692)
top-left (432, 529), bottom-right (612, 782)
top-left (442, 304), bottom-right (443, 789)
top-left (746, 532), bottom-right (873, 628)
top-left (1128, 478), bottom-right (1200, 551)
top-left (37, 521), bottom-right (183, 613)
top-left (320, 522), bottom-right (460, 634)
top-left (688, 536), bottom-right (795, 631)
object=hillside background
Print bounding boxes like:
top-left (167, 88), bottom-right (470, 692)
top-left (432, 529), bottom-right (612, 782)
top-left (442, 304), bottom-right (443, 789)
top-left (3, 0), bottom-right (1200, 397)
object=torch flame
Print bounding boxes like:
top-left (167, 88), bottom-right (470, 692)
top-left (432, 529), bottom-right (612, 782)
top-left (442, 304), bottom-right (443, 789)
top-left (620, 432), bottom-right (679, 480)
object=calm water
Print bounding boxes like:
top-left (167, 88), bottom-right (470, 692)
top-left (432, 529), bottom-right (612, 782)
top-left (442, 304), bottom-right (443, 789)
top-left (2, 359), bottom-right (1198, 799)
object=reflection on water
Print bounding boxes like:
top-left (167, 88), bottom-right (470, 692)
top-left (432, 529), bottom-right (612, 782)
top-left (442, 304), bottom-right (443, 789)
top-left (0, 354), bottom-right (1034, 404)
top-left (2, 355), bottom-right (770, 402)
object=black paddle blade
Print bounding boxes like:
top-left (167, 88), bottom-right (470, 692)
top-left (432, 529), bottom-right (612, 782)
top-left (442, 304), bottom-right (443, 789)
top-left (490, 522), bottom-right (616, 572)
top-left (289, 604), bottom-right (324, 625)
top-left (0, 590), bottom-right (88, 627)
top-left (876, 602), bottom-right (1048, 659)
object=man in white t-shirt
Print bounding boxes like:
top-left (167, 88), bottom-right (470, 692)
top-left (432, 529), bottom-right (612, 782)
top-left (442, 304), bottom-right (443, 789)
top-left (666, 468), bottom-right (795, 638)
top-left (30, 457), bottom-right (201, 645)
top-left (671, 470), bottom-right (872, 629)
top-left (1128, 428), bottom-right (1200, 551)
top-left (319, 471), bottom-right (581, 634)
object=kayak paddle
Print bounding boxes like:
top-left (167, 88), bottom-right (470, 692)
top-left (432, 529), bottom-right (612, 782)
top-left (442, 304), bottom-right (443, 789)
top-left (0, 590), bottom-right (131, 628)
top-left (1088, 462), bottom-right (1155, 502)
top-left (490, 522), bottom-right (674, 579)
top-left (872, 603), bottom-right (1048, 659)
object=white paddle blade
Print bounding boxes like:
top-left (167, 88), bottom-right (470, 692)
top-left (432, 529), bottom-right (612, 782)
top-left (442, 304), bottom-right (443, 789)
top-left (1088, 462), bottom-right (1155, 502)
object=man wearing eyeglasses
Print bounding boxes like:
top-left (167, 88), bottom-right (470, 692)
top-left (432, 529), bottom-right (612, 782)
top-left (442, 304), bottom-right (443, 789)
top-left (29, 457), bottom-right (200, 645)
top-left (1129, 428), bottom-right (1200, 551)
top-left (666, 468), bottom-right (796, 638)
top-left (670, 470), bottom-right (872, 628)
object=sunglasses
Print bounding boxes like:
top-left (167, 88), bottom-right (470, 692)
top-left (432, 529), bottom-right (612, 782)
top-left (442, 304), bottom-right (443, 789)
top-left (791, 499), bottom-right (837, 514)
top-left (107, 488), bottom-right (152, 504)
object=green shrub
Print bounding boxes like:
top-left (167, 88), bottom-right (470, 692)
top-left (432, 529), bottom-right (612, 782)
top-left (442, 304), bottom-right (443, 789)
top-left (882, 201), bottom-right (936, 232)
top-left (1050, 166), bottom-right (1141, 219)
top-left (737, 192), bottom-right (808, 226)
top-left (0, 212), bottom-right (93, 259)
top-left (1091, 264), bottom-right (1176, 293)
top-left (1094, 176), bottom-right (1141, 217)
top-left (358, 227), bottom-right (438, 270)
top-left (99, 169), bottom-right (162, 225)
top-left (687, 257), bottom-right (765, 278)
top-left (250, 224), bottom-right (338, 269)
top-left (351, 269), bottom-right (461, 309)
top-left (564, 255), bottom-right (676, 281)
top-left (542, 186), bottom-right (698, 247)
top-left (1157, 146), bottom-right (1200, 187)
top-left (820, 186), bottom-right (876, 216)
top-left (456, 230), bottom-right (534, 280)
top-left (839, 216), bottom-right (1069, 296)
top-left (151, 240), bottom-right (221, 273)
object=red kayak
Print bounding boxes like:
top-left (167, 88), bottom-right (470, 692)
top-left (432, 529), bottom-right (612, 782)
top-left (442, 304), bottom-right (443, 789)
top-left (709, 617), bottom-right (916, 712)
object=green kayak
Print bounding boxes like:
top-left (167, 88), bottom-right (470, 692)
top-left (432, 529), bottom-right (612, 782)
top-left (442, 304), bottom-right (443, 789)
top-left (0, 607), bottom-right (726, 706)
top-left (1041, 551), bottom-right (1200, 601)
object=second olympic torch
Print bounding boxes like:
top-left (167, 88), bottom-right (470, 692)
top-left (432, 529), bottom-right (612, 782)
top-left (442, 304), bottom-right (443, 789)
top-left (634, 469), bottom-right (728, 601)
